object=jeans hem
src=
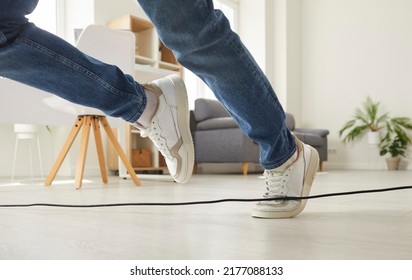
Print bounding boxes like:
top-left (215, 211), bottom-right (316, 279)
top-left (261, 143), bottom-right (297, 170)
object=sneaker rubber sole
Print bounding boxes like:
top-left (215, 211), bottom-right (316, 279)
top-left (251, 141), bottom-right (319, 219)
top-left (155, 75), bottom-right (195, 184)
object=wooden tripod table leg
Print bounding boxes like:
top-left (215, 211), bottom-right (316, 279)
top-left (44, 116), bottom-right (84, 186)
top-left (93, 116), bottom-right (108, 184)
top-left (100, 117), bottom-right (141, 186)
top-left (74, 116), bottom-right (92, 189)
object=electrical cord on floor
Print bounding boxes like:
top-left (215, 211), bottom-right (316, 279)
top-left (0, 185), bottom-right (411, 208)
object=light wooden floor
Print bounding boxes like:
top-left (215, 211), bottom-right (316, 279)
top-left (0, 170), bottom-right (411, 260)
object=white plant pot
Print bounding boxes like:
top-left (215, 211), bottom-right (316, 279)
top-left (367, 131), bottom-right (381, 146)
top-left (385, 156), bottom-right (401, 170)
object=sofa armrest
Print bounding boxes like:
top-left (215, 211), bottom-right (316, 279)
top-left (190, 110), bottom-right (197, 132)
top-left (294, 128), bottom-right (329, 138)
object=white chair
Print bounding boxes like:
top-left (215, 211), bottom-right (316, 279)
top-left (43, 25), bottom-right (140, 188)
top-left (11, 124), bottom-right (44, 180)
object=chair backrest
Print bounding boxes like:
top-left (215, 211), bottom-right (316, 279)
top-left (43, 25), bottom-right (136, 116)
top-left (76, 25), bottom-right (135, 75)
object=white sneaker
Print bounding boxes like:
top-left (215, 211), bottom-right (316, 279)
top-left (251, 136), bottom-right (319, 218)
top-left (134, 75), bottom-right (194, 183)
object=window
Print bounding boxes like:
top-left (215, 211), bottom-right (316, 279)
top-left (26, 0), bottom-right (65, 36)
top-left (27, 0), bottom-right (57, 34)
top-left (213, 0), bottom-right (239, 32)
top-left (185, 0), bottom-right (239, 108)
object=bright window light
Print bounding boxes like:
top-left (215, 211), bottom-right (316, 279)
top-left (27, 0), bottom-right (57, 34)
top-left (214, 0), bottom-right (238, 32)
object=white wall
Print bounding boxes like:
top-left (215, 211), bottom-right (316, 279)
top-left (240, 0), bottom-right (412, 170)
top-left (269, 0), bottom-right (287, 108)
top-left (94, 0), bottom-right (147, 25)
top-left (238, 0), bottom-right (266, 70)
top-left (301, 0), bottom-right (412, 169)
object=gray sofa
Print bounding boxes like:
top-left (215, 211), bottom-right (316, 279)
top-left (190, 98), bottom-right (260, 175)
top-left (285, 112), bottom-right (329, 171)
top-left (190, 98), bottom-right (329, 174)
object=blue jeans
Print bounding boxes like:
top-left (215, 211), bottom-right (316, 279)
top-left (0, 0), bottom-right (296, 169)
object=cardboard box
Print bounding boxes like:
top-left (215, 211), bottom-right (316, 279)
top-left (132, 149), bottom-right (151, 168)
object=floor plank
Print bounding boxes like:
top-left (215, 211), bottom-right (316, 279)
top-left (0, 170), bottom-right (411, 259)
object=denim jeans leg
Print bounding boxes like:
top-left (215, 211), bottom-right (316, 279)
top-left (137, 0), bottom-right (296, 168)
top-left (0, 1), bottom-right (146, 123)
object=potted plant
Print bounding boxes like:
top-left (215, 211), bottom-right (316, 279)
top-left (379, 117), bottom-right (412, 170)
top-left (339, 97), bottom-right (389, 145)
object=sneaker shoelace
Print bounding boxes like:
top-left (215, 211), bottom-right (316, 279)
top-left (263, 167), bottom-right (292, 199)
top-left (139, 120), bottom-right (173, 161)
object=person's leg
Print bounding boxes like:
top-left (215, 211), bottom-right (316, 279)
top-left (0, 1), bottom-right (194, 183)
top-left (137, 0), bottom-right (319, 218)
top-left (136, 0), bottom-right (295, 169)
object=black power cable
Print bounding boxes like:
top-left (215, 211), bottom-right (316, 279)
top-left (0, 185), bottom-right (411, 208)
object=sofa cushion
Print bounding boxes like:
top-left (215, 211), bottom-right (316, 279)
top-left (197, 117), bottom-right (239, 131)
top-left (194, 98), bottom-right (231, 122)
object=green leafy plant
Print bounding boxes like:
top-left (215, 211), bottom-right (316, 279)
top-left (339, 97), bottom-right (389, 143)
top-left (379, 117), bottom-right (412, 157)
